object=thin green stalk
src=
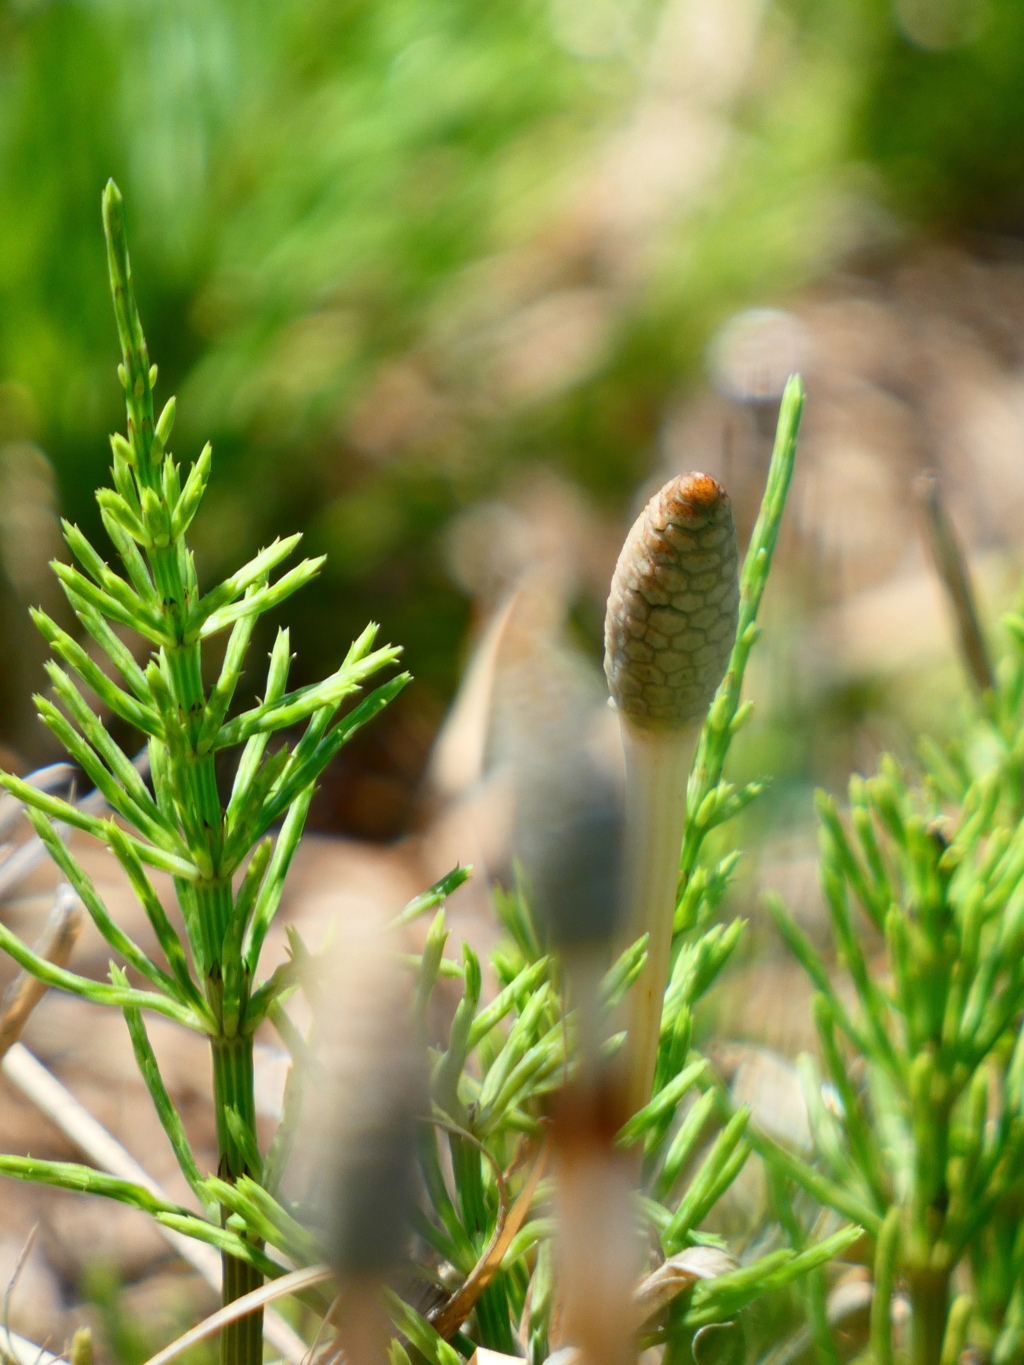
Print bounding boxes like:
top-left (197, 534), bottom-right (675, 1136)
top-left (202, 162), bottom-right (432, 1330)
top-left (872, 1207), bottom-right (901, 1365)
top-left (909, 1267), bottom-right (950, 1365)
top-left (212, 1035), bottom-right (264, 1363)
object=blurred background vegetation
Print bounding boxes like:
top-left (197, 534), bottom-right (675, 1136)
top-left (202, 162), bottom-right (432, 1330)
top-left (1, 0), bottom-right (1023, 837)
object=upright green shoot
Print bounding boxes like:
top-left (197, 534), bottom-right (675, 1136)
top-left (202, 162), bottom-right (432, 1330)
top-left (0, 183), bottom-right (408, 1365)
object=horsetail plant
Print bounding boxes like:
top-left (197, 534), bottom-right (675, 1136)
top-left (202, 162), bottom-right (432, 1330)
top-left (0, 181), bottom-right (409, 1365)
top-left (605, 379), bottom-right (803, 1118)
top-left (0, 186), bottom-right (854, 1365)
top-left (765, 582), bottom-right (1024, 1365)
top-left (605, 471), bottom-right (739, 1119)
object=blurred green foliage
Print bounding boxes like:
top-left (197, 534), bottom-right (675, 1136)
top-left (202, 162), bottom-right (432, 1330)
top-left (0, 0), bottom-right (637, 738)
top-left (0, 0), bottom-right (1022, 802)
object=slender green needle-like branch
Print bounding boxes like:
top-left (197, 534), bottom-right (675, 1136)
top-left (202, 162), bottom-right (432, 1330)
top-left (0, 182), bottom-right (412, 1365)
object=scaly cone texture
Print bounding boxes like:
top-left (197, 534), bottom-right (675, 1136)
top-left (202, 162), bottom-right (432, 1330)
top-left (604, 474), bottom-right (738, 730)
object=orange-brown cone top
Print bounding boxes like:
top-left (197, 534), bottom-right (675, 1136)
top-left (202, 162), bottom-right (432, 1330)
top-left (604, 473), bottom-right (739, 730)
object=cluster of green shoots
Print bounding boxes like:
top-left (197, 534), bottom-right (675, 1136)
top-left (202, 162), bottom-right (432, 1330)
top-left (0, 183), bottom-right (411, 1365)
top-left (763, 586), bottom-right (1024, 1365)
top-left (13, 184), bottom-right (1024, 1365)
top-left (0, 188), bottom-right (850, 1365)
